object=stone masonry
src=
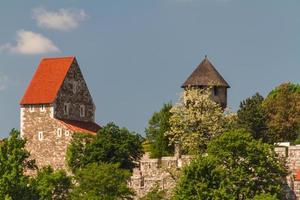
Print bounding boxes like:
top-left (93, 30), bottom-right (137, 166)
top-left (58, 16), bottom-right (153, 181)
top-left (275, 145), bottom-right (300, 199)
top-left (129, 153), bottom-right (193, 199)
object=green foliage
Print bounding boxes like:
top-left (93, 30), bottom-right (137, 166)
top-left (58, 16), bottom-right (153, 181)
top-left (252, 193), bottom-right (278, 200)
top-left (167, 88), bottom-right (226, 154)
top-left (66, 133), bottom-right (95, 172)
top-left (172, 156), bottom-right (233, 200)
top-left (67, 122), bottom-right (144, 171)
top-left (140, 185), bottom-right (166, 200)
top-left (263, 83), bottom-right (300, 142)
top-left (237, 93), bottom-right (268, 142)
top-left (145, 102), bottom-right (174, 158)
top-left (31, 166), bottom-right (71, 200)
top-left (0, 129), bottom-right (37, 200)
top-left (172, 130), bottom-right (287, 200)
top-left (70, 163), bottom-right (134, 200)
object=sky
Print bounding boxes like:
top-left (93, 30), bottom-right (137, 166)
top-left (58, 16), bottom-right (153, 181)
top-left (0, 0), bottom-right (299, 138)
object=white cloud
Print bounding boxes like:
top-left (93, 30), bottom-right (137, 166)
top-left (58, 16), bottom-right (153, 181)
top-left (0, 73), bottom-right (8, 91)
top-left (0, 30), bottom-right (59, 55)
top-left (32, 8), bottom-right (88, 31)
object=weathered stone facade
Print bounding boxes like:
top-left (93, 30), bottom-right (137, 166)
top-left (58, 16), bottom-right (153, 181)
top-left (20, 57), bottom-right (100, 172)
top-left (129, 153), bottom-right (193, 199)
top-left (275, 145), bottom-right (300, 199)
top-left (21, 105), bottom-right (72, 170)
top-left (54, 59), bottom-right (95, 122)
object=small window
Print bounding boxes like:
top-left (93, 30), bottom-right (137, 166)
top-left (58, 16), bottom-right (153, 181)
top-left (40, 105), bottom-right (45, 112)
top-left (213, 87), bottom-right (218, 96)
top-left (38, 132), bottom-right (43, 141)
top-left (65, 130), bottom-right (70, 137)
top-left (73, 82), bottom-right (78, 94)
top-left (57, 128), bottom-right (62, 137)
top-left (64, 103), bottom-right (69, 115)
top-left (29, 105), bottom-right (34, 112)
top-left (80, 105), bottom-right (85, 117)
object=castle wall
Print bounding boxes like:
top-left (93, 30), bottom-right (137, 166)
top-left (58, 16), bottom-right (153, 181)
top-left (54, 60), bottom-right (95, 122)
top-left (129, 153), bottom-right (193, 199)
top-left (21, 105), bottom-right (73, 171)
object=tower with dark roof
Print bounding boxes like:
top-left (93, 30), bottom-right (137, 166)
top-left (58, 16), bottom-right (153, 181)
top-left (182, 56), bottom-right (230, 109)
top-left (20, 56), bottom-right (100, 171)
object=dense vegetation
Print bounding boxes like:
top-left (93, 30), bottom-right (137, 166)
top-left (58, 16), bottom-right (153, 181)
top-left (1, 82), bottom-right (299, 199)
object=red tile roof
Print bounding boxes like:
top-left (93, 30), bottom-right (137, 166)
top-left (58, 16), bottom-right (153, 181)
top-left (296, 169), bottom-right (300, 181)
top-left (58, 119), bottom-right (101, 135)
top-left (20, 57), bottom-right (75, 105)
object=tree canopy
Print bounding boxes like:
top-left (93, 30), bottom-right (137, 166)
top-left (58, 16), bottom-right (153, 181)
top-left (166, 88), bottom-right (226, 154)
top-left (263, 83), bottom-right (300, 142)
top-left (172, 130), bottom-right (287, 200)
top-left (30, 166), bottom-right (71, 200)
top-left (145, 102), bottom-right (174, 158)
top-left (70, 163), bottom-right (134, 200)
top-left (67, 122), bottom-right (144, 171)
top-left (0, 129), bottom-right (36, 200)
top-left (237, 93), bottom-right (268, 142)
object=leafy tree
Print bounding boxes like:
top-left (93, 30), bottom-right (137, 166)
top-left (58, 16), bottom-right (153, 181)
top-left (166, 88), bottom-right (226, 154)
top-left (237, 93), bottom-right (268, 142)
top-left (145, 102), bottom-right (174, 158)
top-left (66, 133), bottom-right (94, 172)
top-left (252, 193), bottom-right (278, 200)
top-left (263, 83), bottom-right (300, 142)
top-left (172, 130), bottom-right (287, 200)
top-left (70, 163), bottom-right (134, 200)
top-left (67, 123), bottom-right (143, 171)
top-left (30, 166), bottom-right (71, 200)
top-left (0, 129), bottom-right (37, 200)
top-left (172, 156), bottom-right (233, 200)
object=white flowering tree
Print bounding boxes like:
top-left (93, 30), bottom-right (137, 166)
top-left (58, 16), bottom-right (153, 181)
top-left (166, 88), bottom-right (228, 154)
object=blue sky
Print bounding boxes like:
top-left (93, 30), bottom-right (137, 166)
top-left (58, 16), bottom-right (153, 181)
top-left (0, 0), bottom-right (299, 137)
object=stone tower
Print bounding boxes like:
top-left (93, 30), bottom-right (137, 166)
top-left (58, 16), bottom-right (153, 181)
top-left (181, 56), bottom-right (230, 109)
top-left (20, 56), bottom-right (100, 170)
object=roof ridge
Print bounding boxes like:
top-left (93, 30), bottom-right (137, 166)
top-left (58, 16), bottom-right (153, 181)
top-left (41, 56), bottom-right (75, 60)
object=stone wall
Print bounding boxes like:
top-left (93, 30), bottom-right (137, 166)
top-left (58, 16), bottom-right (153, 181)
top-left (21, 105), bottom-right (74, 171)
top-left (55, 59), bottom-right (95, 122)
top-left (129, 153), bottom-right (193, 199)
top-left (211, 86), bottom-right (227, 109)
top-left (275, 145), bottom-right (300, 199)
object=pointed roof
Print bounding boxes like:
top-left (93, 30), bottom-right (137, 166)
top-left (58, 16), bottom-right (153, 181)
top-left (181, 56), bottom-right (230, 88)
top-left (20, 56), bottom-right (75, 105)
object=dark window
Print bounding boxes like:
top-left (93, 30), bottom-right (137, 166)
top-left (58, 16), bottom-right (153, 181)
top-left (213, 87), bottom-right (218, 96)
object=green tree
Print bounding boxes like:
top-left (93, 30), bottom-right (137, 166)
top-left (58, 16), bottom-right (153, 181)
top-left (166, 88), bottom-right (226, 154)
top-left (172, 130), bottom-right (287, 200)
top-left (145, 102), bottom-right (174, 158)
top-left (67, 123), bottom-right (143, 171)
top-left (0, 129), bottom-right (37, 200)
top-left (252, 193), bottom-right (278, 200)
top-left (31, 166), bottom-right (71, 200)
top-left (70, 163), bottom-right (134, 200)
top-left (263, 83), bottom-right (300, 142)
top-left (66, 132), bottom-right (94, 172)
top-left (172, 156), bottom-right (233, 200)
top-left (237, 93), bottom-right (268, 142)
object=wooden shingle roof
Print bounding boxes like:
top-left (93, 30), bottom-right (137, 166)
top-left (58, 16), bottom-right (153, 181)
top-left (20, 57), bottom-right (75, 105)
top-left (181, 56), bottom-right (230, 88)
